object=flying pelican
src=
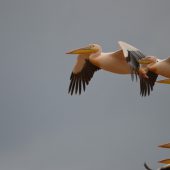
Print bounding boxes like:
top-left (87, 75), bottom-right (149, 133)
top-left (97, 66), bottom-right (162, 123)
top-left (138, 56), bottom-right (170, 84)
top-left (66, 41), bottom-right (158, 96)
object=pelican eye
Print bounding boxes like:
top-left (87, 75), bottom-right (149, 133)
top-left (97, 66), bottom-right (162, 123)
top-left (90, 45), bottom-right (95, 48)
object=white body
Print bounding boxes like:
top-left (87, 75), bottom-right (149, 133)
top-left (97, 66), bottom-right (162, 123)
top-left (89, 50), bottom-right (131, 74)
top-left (149, 58), bottom-right (170, 78)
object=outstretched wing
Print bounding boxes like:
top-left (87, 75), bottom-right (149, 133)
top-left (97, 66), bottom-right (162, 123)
top-left (140, 71), bottom-right (158, 96)
top-left (118, 41), bottom-right (146, 80)
top-left (118, 41), bottom-right (158, 96)
top-left (68, 56), bottom-right (100, 95)
top-left (126, 50), bottom-right (145, 81)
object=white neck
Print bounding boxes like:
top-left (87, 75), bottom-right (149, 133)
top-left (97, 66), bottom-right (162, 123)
top-left (89, 49), bottom-right (102, 59)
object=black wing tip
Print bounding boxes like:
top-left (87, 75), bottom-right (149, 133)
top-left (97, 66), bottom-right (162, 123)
top-left (140, 79), bottom-right (152, 97)
top-left (127, 50), bottom-right (146, 83)
top-left (68, 73), bottom-right (83, 95)
top-left (139, 71), bottom-right (158, 97)
top-left (68, 60), bottom-right (100, 96)
top-left (126, 50), bottom-right (157, 97)
top-left (144, 162), bottom-right (153, 170)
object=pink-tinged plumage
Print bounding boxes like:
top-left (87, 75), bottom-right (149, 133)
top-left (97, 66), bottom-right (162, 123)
top-left (66, 41), bottom-right (157, 96)
top-left (139, 56), bottom-right (170, 84)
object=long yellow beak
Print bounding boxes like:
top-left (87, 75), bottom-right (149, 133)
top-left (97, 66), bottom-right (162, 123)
top-left (66, 45), bottom-right (97, 54)
top-left (158, 159), bottom-right (170, 164)
top-left (138, 59), bottom-right (153, 64)
top-left (157, 79), bottom-right (170, 84)
top-left (159, 143), bottom-right (170, 148)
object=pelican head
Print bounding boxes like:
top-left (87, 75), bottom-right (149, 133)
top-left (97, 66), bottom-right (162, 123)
top-left (66, 44), bottom-right (101, 55)
top-left (138, 56), bottom-right (157, 64)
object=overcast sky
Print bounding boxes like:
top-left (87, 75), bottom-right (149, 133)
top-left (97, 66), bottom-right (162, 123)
top-left (0, 0), bottom-right (170, 170)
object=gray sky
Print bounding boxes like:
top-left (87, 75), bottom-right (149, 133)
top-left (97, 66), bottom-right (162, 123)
top-left (0, 0), bottom-right (170, 170)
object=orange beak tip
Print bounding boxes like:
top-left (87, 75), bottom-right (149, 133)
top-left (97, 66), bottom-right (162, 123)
top-left (158, 159), bottom-right (170, 164)
top-left (65, 51), bottom-right (72, 54)
top-left (158, 143), bottom-right (170, 148)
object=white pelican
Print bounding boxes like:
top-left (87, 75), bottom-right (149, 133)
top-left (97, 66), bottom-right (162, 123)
top-left (138, 56), bottom-right (170, 84)
top-left (66, 41), bottom-right (158, 96)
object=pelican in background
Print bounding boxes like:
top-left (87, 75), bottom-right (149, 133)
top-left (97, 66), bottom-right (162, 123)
top-left (144, 143), bottom-right (170, 170)
top-left (66, 41), bottom-right (158, 96)
top-left (138, 56), bottom-right (170, 84)
top-left (144, 163), bottom-right (170, 170)
top-left (158, 143), bottom-right (170, 165)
